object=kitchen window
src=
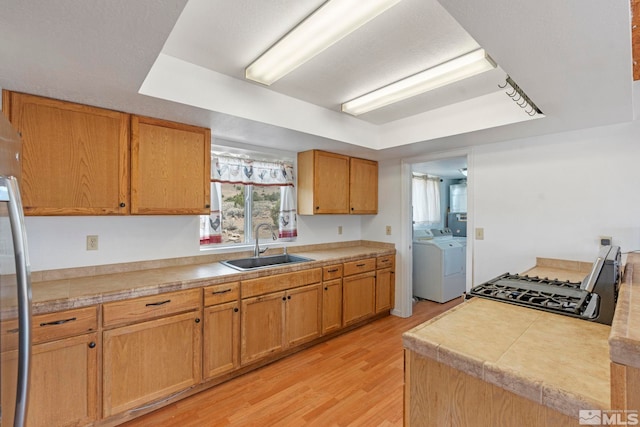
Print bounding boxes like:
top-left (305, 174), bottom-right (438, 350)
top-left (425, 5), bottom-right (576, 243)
top-left (200, 154), bottom-right (296, 246)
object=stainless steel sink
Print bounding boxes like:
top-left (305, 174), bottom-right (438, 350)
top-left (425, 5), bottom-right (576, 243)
top-left (220, 254), bottom-right (314, 271)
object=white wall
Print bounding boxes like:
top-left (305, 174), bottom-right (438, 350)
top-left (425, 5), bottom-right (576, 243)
top-left (471, 119), bottom-right (640, 283)
top-left (25, 211), bottom-right (362, 271)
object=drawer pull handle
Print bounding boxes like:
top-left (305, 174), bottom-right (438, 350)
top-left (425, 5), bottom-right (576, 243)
top-left (40, 317), bottom-right (76, 327)
top-left (356, 263), bottom-right (366, 267)
top-left (145, 299), bottom-right (171, 307)
top-left (212, 289), bottom-right (232, 295)
top-left (327, 268), bottom-right (339, 273)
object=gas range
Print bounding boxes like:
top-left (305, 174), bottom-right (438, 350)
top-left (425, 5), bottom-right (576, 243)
top-left (466, 246), bottom-right (621, 325)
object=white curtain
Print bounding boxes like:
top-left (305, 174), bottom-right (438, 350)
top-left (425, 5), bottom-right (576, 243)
top-left (278, 185), bottom-right (297, 240)
top-left (200, 182), bottom-right (222, 245)
top-left (412, 175), bottom-right (441, 224)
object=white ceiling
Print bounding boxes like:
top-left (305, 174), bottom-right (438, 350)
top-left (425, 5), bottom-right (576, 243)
top-left (0, 0), bottom-right (634, 161)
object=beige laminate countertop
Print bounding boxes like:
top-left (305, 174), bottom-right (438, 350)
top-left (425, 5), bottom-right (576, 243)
top-left (1, 242), bottom-right (395, 319)
top-left (403, 259), bottom-right (612, 418)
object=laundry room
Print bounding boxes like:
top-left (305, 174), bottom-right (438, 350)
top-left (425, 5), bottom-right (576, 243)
top-left (411, 156), bottom-right (468, 303)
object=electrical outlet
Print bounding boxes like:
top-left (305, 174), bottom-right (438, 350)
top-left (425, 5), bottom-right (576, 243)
top-left (475, 228), bottom-right (484, 240)
top-left (86, 235), bottom-right (99, 251)
top-left (338, 226), bottom-right (343, 235)
top-left (386, 225), bottom-right (392, 235)
top-left (599, 235), bottom-right (612, 247)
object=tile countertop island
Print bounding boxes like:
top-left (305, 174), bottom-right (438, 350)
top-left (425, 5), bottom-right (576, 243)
top-left (403, 255), bottom-right (640, 427)
top-left (0, 241), bottom-right (395, 319)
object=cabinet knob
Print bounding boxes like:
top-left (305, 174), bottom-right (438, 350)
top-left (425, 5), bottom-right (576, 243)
top-left (315, 206), bottom-right (320, 210)
top-left (351, 207), bottom-right (354, 211)
top-left (234, 308), bottom-right (239, 313)
top-left (195, 318), bottom-right (201, 323)
top-left (88, 342), bottom-right (96, 349)
top-left (282, 297), bottom-right (286, 301)
top-left (287, 295), bottom-right (291, 300)
top-left (119, 202), bottom-right (126, 208)
top-left (324, 287), bottom-right (328, 290)
top-left (205, 204), bottom-right (210, 208)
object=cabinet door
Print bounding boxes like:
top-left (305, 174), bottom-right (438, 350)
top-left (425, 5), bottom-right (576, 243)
top-left (131, 115), bottom-right (211, 215)
top-left (376, 268), bottom-right (393, 313)
top-left (314, 151), bottom-right (349, 214)
top-left (297, 150), bottom-right (350, 214)
top-left (203, 301), bottom-right (240, 380)
top-left (9, 91), bottom-right (129, 215)
top-left (1, 333), bottom-right (98, 427)
top-left (285, 283), bottom-right (321, 347)
top-left (322, 279), bottom-right (343, 334)
top-left (102, 310), bottom-right (202, 417)
top-left (343, 272), bottom-right (376, 326)
top-left (241, 292), bottom-right (285, 365)
top-left (349, 157), bottom-right (378, 214)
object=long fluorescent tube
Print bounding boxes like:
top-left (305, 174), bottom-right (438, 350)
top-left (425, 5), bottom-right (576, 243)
top-left (245, 0), bottom-right (402, 86)
top-left (341, 49), bottom-right (497, 116)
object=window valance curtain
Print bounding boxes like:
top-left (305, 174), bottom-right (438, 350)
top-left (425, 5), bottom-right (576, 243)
top-left (212, 156), bottom-right (295, 186)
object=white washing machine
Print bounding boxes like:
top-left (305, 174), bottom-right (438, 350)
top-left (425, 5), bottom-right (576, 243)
top-left (413, 228), bottom-right (465, 303)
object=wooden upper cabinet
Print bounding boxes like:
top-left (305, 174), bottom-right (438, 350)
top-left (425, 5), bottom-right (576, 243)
top-left (298, 150), bottom-right (350, 214)
top-left (131, 116), bottom-right (211, 215)
top-left (7, 91), bottom-right (129, 215)
top-left (297, 150), bottom-right (377, 215)
top-left (350, 157), bottom-right (378, 214)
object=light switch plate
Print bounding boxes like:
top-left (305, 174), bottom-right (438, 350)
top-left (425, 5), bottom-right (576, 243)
top-left (475, 228), bottom-right (484, 240)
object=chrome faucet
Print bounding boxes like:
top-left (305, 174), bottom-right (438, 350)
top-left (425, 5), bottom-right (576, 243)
top-left (254, 223), bottom-right (277, 257)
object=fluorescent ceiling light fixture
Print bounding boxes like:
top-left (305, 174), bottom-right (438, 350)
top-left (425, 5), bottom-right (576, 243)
top-left (245, 0), bottom-right (402, 86)
top-left (341, 49), bottom-right (497, 116)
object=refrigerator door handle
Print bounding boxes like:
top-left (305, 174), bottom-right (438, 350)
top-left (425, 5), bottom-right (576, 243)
top-left (2, 176), bottom-right (32, 427)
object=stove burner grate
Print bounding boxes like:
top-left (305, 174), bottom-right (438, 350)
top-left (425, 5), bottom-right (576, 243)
top-left (467, 273), bottom-right (597, 320)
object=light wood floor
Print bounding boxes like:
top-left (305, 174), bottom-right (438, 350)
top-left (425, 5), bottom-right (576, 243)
top-left (122, 299), bottom-right (461, 427)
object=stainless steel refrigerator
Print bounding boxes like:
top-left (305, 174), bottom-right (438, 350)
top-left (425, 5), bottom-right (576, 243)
top-left (0, 113), bottom-right (32, 427)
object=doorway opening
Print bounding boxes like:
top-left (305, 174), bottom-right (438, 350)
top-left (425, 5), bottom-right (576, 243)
top-left (400, 153), bottom-right (471, 317)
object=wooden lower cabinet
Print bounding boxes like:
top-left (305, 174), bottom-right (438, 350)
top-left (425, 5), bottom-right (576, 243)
top-left (241, 291), bottom-right (286, 365)
top-left (375, 267), bottom-right (393, 313)
top-left (241, 284), bottom-right (321, 365)
top-left (322, 278), bottom-right (343, 334)
top-left (285, 283), bottom-right (322, 347)
top-left (203, 301), bottom-right (240, 379)
top-left (102, 310), bottom-right (202, 417)
top-left (1, 333), bottom-right (98, 427)
top-left (343, 271), bottom-right (376, 326)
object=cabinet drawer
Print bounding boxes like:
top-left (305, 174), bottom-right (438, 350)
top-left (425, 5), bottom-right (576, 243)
top-left (242, 269), bottom-right (322, 298)
top-left (343, 258), bottom-right (376, 276)
top-left (204, 282), bottom-right (240, 306)
top-left (103, 289), bottom-right (201, 328)
top-left (323, 264), bottom-right (343, 281)
top-left (1, 306), bottom-right (98, 351)
top-left (376, 255), bottom-right (394, 270)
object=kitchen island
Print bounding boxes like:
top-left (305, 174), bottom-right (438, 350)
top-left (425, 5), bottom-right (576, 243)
top-left (403, 256), bottom-right (640, 427)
